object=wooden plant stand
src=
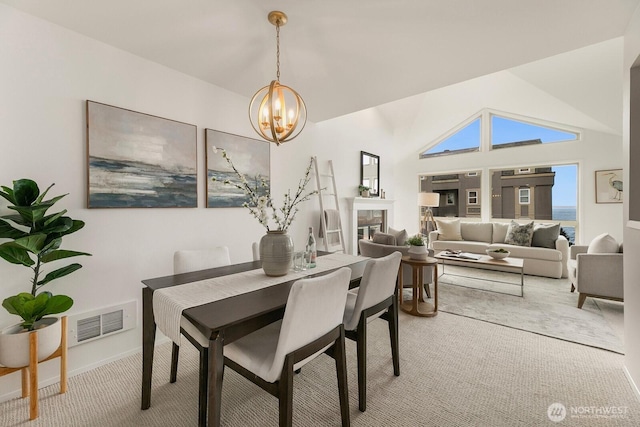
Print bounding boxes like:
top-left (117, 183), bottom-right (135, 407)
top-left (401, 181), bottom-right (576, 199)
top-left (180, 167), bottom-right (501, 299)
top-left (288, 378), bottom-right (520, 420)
top-left (0, 316), bottom-right (68, 420)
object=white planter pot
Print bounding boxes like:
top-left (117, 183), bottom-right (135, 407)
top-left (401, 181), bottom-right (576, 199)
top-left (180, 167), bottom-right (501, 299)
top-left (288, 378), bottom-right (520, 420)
top-left (408, 245), bottom-right (429, 261)
top-left (0, 317), bottom-right (61, 368)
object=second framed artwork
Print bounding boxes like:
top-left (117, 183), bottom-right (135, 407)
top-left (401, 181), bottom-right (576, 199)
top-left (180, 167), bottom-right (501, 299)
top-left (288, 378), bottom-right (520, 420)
top-left (205, 129), bottom-right (271, 208)
top-left (595, 169), bottom-right (623, 204)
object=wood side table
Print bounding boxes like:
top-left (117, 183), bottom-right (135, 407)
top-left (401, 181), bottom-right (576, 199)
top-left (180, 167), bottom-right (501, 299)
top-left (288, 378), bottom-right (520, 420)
top-left (398, 256), bottom-right (438, 317)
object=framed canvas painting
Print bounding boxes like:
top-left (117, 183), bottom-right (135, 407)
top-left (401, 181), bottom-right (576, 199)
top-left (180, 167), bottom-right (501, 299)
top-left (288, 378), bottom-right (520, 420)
top-left (595, 169), bottom-right (623, 204)
top-left (205, 129), bottom-right (270, 208)
top-left (86, 101), bottom-right (197, 208)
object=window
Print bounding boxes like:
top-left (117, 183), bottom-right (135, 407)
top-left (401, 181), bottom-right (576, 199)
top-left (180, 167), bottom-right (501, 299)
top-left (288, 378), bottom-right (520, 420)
top-left (467, 190), bottom-right (478, 205)
top-left (491, 115), bottom-right (578, 149)
top-left (421, 117), bottom-right (481, 158)
top-left (446, 193), bottom-right (456, 205)
top-left (519, 188), bottom-right (530, 204)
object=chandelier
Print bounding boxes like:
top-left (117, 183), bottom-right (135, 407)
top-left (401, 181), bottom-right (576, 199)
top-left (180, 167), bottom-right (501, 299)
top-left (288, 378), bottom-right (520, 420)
top-left (249, 11), bottom-right (307, 145)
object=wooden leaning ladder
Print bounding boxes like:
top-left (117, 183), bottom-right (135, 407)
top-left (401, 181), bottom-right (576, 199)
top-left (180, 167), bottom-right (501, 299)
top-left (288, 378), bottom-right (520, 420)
top-left (312, 156), bottom-right (346, 253)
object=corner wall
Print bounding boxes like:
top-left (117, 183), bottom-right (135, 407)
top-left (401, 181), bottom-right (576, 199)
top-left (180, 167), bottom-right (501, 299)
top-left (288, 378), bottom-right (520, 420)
top-left (0, 4), bottom-right (316, 399)
top-left (623, 2), bottom-right (640, 398)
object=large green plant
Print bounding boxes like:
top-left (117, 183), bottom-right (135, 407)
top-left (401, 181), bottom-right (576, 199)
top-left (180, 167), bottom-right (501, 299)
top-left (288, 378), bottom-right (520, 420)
top-left (0, 179), bottom-right (91, 330)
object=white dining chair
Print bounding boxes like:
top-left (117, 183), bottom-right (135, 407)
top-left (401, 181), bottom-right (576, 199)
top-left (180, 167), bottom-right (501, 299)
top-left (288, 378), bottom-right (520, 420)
top-left (170, 247), bottom-right (231, 384)
top-left (223, 267), bottom-right (352, 427)
top-left (343, 251), bottom-right (402, 412)
top-left (252, 241), bottom-right (260, 261)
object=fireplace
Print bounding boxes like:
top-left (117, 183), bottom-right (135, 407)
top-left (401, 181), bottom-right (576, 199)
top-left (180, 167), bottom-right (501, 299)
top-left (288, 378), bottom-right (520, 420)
top-left (348, 197), bottom-right (395, 255)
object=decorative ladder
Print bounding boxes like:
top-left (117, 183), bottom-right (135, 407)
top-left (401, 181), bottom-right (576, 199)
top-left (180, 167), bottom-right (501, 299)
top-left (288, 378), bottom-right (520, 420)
top-left (312, 156), bottom-right (346, 253)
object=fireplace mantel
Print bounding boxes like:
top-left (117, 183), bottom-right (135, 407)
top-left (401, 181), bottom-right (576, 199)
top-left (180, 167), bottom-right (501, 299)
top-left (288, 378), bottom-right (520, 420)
top-left (348, 197), bottom-right (395, 255)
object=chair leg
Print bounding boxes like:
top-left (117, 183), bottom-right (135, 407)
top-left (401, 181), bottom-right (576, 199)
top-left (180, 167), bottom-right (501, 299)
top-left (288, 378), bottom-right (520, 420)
top-left (334, 329), bottom-right (351, 427)
top-left (278, 357), bottom-right (294, 427)
top-left (570, 283), bottom-right (575, 293)
top-left (198, 347), bottom-right (209, 427)
top-left (170, 342), bottom-right (179, 383)
top-left (356, 316), bottom-right (367, 412)
top-left (577, 293), bottom-right (587, 309)
top-left (388, 299), bottom-right (400, 376)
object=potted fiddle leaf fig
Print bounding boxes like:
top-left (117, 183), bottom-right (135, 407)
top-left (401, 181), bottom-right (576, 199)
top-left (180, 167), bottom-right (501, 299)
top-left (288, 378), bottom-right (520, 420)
top-left (0, 178), bottom-right (91, 368)
top-left (405, 234), bottom-right (428, 261)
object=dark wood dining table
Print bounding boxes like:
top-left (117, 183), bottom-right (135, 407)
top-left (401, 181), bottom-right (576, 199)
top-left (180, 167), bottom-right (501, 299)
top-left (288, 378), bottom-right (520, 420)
top-left (140, 254), bottom-right (367, 427)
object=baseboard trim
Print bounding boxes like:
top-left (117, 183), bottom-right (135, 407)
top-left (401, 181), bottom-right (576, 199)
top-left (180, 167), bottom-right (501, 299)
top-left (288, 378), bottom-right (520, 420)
top-left (623, 365), bottom-right (640, 402)
top-left (0, 336), bottom-right (171, 404)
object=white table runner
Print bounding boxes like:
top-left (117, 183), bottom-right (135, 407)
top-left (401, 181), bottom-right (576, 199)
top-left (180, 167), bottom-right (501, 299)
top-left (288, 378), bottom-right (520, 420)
top-left (153, 253), bottom-right (367, 344)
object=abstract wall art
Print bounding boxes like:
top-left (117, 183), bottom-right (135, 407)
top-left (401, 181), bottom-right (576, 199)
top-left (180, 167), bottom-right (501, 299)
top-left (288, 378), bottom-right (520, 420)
top-left (86, 101), bottom-right (197, 208)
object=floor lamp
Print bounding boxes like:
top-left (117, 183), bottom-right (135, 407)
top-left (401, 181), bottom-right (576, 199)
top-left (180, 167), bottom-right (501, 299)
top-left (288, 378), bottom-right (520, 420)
top-left (418, 192), bottom-right (440, 235)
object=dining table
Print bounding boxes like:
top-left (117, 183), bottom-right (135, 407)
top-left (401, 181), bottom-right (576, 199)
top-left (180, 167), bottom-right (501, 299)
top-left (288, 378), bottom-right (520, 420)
top-left (140, 252), bottom-right (368, 427)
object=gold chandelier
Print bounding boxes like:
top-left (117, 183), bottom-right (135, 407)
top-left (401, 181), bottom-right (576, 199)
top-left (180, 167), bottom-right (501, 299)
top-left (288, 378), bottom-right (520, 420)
top-left (249, 11), bottom-right (307, 146)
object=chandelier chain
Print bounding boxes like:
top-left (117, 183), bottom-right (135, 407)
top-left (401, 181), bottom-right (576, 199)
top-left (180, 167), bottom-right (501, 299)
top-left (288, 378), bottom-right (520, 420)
top-left (275, 21), bottom-right (281, 82)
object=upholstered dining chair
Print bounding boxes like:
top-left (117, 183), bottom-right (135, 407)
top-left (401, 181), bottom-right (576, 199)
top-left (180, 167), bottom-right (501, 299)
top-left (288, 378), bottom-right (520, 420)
top-left (171, 247), bottom-right (231, 383)
top-left (223, 267), bottom-right (352, 427)
top-left (343, 251), bottom-right (402, 412)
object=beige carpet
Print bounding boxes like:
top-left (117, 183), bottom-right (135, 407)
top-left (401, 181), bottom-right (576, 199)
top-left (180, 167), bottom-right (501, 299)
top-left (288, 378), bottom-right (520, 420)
top-left (1, 311), bottom-right (639, 426)
top-left (435, 265), bottom-right (625, 353)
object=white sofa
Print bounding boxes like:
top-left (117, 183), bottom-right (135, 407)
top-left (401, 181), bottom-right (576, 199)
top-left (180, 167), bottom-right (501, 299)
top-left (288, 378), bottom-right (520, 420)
top-left (428, 221), bottom-right (569, 279)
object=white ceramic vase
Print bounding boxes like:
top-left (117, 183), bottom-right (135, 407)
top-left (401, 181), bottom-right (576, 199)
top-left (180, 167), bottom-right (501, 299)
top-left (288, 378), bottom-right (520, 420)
top-left (0, 317), bottom-right (61, 368)
top-left (260, 230), bottom-right (294, 276)
top-left (408, 245), bottom-right (429, 261)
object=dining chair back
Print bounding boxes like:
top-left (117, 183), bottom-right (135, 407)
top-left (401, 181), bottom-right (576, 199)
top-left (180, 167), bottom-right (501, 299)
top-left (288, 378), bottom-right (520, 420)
top-left (170, 247), bottom-right (231, 387)
top-left (174, 247), bottom-right (231, 274)
top-left (343, 251), bottom-right (402, 412)
top-left (224, 267), bottom-right (352, 427)
top-left (252, 241), bottom-right (260, 261)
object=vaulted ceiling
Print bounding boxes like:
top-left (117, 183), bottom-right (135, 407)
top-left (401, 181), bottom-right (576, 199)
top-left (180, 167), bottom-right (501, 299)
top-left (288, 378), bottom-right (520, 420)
top-left (2, 0), bottom-right (638, 126)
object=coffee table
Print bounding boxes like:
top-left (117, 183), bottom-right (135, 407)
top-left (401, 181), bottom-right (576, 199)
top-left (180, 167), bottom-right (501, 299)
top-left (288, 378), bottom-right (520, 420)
top-left (435, 252), bottom-right (524, 297)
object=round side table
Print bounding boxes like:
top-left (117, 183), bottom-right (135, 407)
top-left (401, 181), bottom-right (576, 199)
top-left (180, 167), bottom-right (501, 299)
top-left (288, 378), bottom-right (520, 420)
top-left (397, 256), bottom-right (438, 317)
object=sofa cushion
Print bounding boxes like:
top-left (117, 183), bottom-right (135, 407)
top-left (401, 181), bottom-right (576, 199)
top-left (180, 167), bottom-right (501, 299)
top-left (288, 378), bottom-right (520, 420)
top-left (489, 243), bottom-right (562, 261)
top-left (372, 232), bottom-right (396, 245)
top-left (531, 223), bottom-right (560, 249)
top-left (587, 233), bottom-right (619, 253)
top-left (460, 222), bottom-right (493, 243)
top-left (388, 227), bottom-right (409, 246)
top-left (492, 223), bottom-right (509, 243)
top-left (436, 219), bottom-right (462, 241)
top-left (504, 220), bottom-right (534, 247)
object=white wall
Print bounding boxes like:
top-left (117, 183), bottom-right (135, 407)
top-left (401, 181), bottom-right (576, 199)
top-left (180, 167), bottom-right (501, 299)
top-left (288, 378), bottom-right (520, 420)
top-left (0, 5), bottom-right (317, 399)
top-left (384, 71), bottom-right (624, 244)
top-left (623, 2), bottom-right (640, 398)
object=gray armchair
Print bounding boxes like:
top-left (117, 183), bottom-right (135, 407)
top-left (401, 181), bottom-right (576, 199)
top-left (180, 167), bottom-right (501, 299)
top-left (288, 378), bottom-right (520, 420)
top-left (568, 245), bottom-right (623, 308)
top-left (358, 239), bottom-right (434, 297)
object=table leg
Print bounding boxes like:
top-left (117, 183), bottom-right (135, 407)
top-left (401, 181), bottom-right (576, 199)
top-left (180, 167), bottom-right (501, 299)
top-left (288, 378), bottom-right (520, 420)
top-left (141, 287), bottom-right (156, 410)
top-left (433, 264), bottom-right (438, 313)
top-left (207, 335), bottom-right (224, 427)
top-left (412, 266), bottom-right (419, 313)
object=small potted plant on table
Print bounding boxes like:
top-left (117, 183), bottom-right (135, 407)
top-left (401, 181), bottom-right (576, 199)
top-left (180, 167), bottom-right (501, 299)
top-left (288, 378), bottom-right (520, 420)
top-left (0, 179), bottom-right (91, 368)
top-left (406, 234), bottom-right (428, 260)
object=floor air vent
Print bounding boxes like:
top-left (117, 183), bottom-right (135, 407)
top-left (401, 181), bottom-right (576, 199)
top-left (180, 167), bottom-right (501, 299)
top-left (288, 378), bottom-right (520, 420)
top-left (68, 300), bottom-right (136, 347)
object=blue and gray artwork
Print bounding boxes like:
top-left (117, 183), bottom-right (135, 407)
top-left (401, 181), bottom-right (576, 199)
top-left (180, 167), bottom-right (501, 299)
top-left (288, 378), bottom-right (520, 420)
top-left (87, 101), bottom-right (197, 208)
top-left (206, 129), bottom-right (270, 208)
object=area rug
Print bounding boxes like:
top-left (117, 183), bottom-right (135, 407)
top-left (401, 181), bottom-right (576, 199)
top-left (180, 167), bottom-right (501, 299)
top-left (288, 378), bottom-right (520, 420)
top-left (431, 265), bottom-right (624, 354)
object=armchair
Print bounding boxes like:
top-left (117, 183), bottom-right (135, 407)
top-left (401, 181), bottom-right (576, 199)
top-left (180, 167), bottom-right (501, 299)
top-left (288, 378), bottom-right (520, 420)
top-left (568, 244), bottom-right (623, 308)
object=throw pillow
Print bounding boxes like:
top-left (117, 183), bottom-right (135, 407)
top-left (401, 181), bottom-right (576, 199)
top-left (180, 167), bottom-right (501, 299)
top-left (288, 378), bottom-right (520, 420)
top-left (436, 219), bottom-right (462, 241)
top-left (504, 220), bottom-right (534, 247)
top-left (372, 232), bottom-right (396, 245)
top-left (531, 223), bottom-right (560, 249)
top-left (492, 222), bottom-right (509, 243)
top-left (388, 227), bottom-right (409, 246)
top-left (587, 233), bottom-right (619, 253)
